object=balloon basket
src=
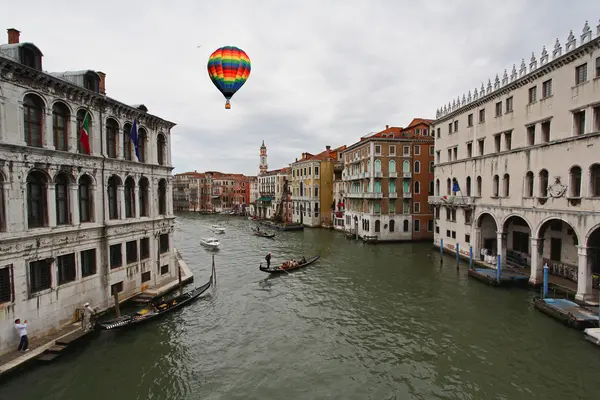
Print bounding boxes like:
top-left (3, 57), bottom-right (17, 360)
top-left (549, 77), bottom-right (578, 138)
top-left (225, 103), bottom-right (231, 109)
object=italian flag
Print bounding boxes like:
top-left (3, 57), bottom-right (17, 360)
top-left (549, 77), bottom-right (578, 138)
top-left (79, 111), bottom-right (91, 155)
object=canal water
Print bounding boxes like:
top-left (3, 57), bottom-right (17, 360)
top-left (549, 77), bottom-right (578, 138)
top-left (1, 213), bottom-right (599, 399)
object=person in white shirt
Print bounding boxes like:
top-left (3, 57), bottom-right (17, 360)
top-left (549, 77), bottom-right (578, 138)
top-left (82, 302), bottom-right (96, 331)
top-left (14, 319), bottom-right (29, 352)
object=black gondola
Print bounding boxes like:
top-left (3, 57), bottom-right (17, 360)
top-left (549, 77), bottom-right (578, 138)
top-left (259, 255), bottom-right (320, 274)
top-left (252, 227), bottom-right (275, 238)
top-left (96, 263), bottom-right (215, 331)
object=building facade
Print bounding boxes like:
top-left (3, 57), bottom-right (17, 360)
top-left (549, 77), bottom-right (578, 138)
top-left (429, 20), bottom-right (600, 301)
top-left (342, 121), bottom-right (434, 241)
top-left (173, 171), bottom-right (212, 212)
top-left (249, 176), bottom-right (259, 216)
top-left (0, 29), bottom-right (181, 355)
top-left (257, 167), bottom-right (291, 222)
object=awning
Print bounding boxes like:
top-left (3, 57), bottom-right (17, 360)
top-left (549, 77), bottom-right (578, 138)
top-left (258, 196), bottom-right (274, 202)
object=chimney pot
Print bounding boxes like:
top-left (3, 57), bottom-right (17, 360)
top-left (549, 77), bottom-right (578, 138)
top-left (386, 124), bottom-right (389, 129)
top-left (326, 145), bottom-right (331, 151)
top-left (97, 71), bottom-right (106, 95)
top-left (7, 28), bottom-right (20, 44)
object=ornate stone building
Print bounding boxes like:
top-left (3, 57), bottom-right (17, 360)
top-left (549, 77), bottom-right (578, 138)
top-left (0, 28), bottom-right (181, 355)
top-left (429, 20), bottom-right (600, 302)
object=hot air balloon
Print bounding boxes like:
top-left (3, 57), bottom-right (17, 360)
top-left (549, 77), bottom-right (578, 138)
top-left (207, 46), bottom-right (251, 109)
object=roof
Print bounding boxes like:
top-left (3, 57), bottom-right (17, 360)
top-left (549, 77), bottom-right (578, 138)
top-left (342, 119), bottom-right (434, 152)
top-left (293, 145), bottom-right (346, 165)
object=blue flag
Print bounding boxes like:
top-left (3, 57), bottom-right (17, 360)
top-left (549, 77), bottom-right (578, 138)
top-left (130, 119), bottom-right (140, 161)
top-left (452, 179), bottom-right (460, 193)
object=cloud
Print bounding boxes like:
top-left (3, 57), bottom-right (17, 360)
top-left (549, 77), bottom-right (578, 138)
top-left (3, 0), bottom-right (599, 174)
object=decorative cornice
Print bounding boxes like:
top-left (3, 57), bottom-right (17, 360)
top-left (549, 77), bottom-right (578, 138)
top-left (434, 19), bottom-right (600, 124)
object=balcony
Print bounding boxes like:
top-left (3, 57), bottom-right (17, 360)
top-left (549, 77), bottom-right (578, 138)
top-left (389, 172), bottom-right (398, 178)
top-left (428, 195), bottom-right (475, 207)
top-left (373, 172), bottom-right (383, 178)
top-left (346, 192), bottom-right (364, 199)
top-left (403, 191), bottom-right (412, 198)
top-left (389, 192), bottom-right (398, 198)
top-left (402, 172), bottom-right (412, 178)
top-left (364, 192), bottom-right (384, 199)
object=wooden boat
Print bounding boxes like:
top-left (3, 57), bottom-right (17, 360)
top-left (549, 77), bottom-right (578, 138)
top-left (259, 255), bottom-right (320, 274)
top-left (200, 237), bottom-right (220, 250)
top-left (533, 296), bottom-right (599, 330)
top-left (96, 263), bottom-right (215, 331)
top-left (584, 328), bottom-right (600, 346)
top-left (252, 227), bottom-right (275, 238)
top-left (362, 235), bottom-right (378, 244)
top-left (211, 224), bottom-right (226, 234)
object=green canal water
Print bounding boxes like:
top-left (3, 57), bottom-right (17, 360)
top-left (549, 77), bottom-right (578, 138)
top-left (1, 213), bottom-right (599, 399)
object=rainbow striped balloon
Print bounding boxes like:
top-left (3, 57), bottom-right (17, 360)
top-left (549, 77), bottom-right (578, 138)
top-left (207, 46), bottom-right (251, 109)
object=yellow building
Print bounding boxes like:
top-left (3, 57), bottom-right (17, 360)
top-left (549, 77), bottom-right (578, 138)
top-left (291, 145), bottom-right (345, 227)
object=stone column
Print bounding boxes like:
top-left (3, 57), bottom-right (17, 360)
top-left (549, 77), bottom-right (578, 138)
top-left (117, 185), bottom-right (125, 220)
top-left (117, 128), bottom-right (124, 160)
top-left (16, 103), bottom-right (27, 146)
top-left (47, 185), bottom-right (57, 227)
top-left (472, 227), bottom-right (481, 259)
top-left (529, 238), bottom-right (544, 284)
top-left (576, 245), bottom-right (592, 301)
top-left (167, 178), bottom-right (173, 216)
top-left (0, 99), bottom-right (6, 143)
top-left (134, 184), bottom-right (140, 218)
top-left (68, 114), bottom-right (78, 153)
top-left (496, 231), bottom-right (507, 266)
top-left (44, 110), bottom-right (56, 150)
top-left (69, 183), bottom-right (79, 225)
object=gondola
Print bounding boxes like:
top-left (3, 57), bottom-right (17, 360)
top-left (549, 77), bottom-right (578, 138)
top-left (96, 263), bottom-right (215, 331)
top-left (252, 227), bottom-right (275, 238)
top-left (259, 255), bottom-right (320, 274)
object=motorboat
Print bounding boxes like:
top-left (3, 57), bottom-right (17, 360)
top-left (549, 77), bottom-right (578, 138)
top-left (211, 225), bottom-right (226, 234)
top-left (200, 237), bottom-right (220, 249)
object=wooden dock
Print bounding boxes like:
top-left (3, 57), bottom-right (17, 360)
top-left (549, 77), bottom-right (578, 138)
top-left (533, 297), bottom-right (599, 330)
top-left (467, 267), bottom-right (530, 287)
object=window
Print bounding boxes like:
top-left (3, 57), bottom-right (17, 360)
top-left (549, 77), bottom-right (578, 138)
top-left (52, 102), bottom-right (69, 151)
top-left (78, 175), bottom-right (93, 223)
top-left (429, 145), bottom-right (434, 156)
top-left (76, 109), bottom-right (92, 154)
top-left (467, 114), bottom-right (473, 127)
top-left (541, 121), bottom-right (551, 142)
top-left (528, 86), bottom-right (537, 103)
top-left (106, 118), bottom-right (118, 158)
top-left (126, 240), bottom-right (138, 264)
top-left (476, 176), bottom-right (482, 196)
top-left (506, 97), bottom-right (513, 113)
top-left (594, 106), bottom-right (600, 133)
top-left (428, 219), bottom-right (434, 232)
top-left (525, 171), bottom-right (534, 197)
top-left (389, 220), bottom-right (395, 232)
top-left (157, 134), bottom-right (167, 165)
top-left (464, 209), bottom-right (472, 224)
top-left (447, 149), bottom-right (452, 162)
top-left (503, 174), bottom-right (510, 196)
top-left (137, 128), bottom-right (147, 162)
top-left (124, 177), bottom-right (135, 218)
top-left (160, 234), bottom-right (169, 254)
top-left (375, 145), bottom-right (381, 155)
top-left (569, 166), bottom-right (582, 197)
top-left (590, 164), bottom-right (600, 197)
top-left (494, 135), bottom-right (501, 152)
top-left (158, 179), bottom-right (167, 215)
top-left (55, 173), bottom-right (70, 225)
top-left (414, 219), bottom-right (420, 232)
top-left (142, 271), bottom-right (151, 283)
top-left (429, 161), bottom-right (434, 173)
top-left (403, 220), bottom-right (409, 232)
top-left (448, 123), bottom-right (452, 134)
top-left (123, 123), bottom-right (132, 161)
top-left (574, 111), bottom-right (586, 136)
top-left (110, 243), bottom-right (122, 269)
top-left (389, 145), bottom-right (396, 156)
top-left (81, 249), bottom-right (96, 277)
top-left (479, 109), bottom-right (485, 123)
top-left (414, 145), bottom-right (420, 155)
top-left (466, 177), bottom-right (471, 196)
top-left (403, 201), bottom-right (410, 214)
top-left (504, 132), bottom-right (512, 151)
top-left (0, 265), bottom-right (14, 303)
top-left (160, 265), bottom-right (169, 275)
top-left (596, 56), bottom-right (600, 78)
top-left (539, 169), bottom-right (549, 197)
top-left (23, 94), bottom-right (44, 147)
top-left (575, 63), bottom-right (587, 85)
top-left (57, 253), bottom-right (76, 285)
top-left (27, 170), bottom-right (48, 228)
top-left (436, 151), bottom-right (440, 164)
top-left (414, 161), bottom-right (420, 173)
top-left (453, 121), bottom-right (458, 132)
top-left (375, 220), bottom-right (381, 233)
top-left (139, 177), bottom-right (149, 217)
top-left (414, 181), bottom-right (420, 194)
top-left (389, 159), bottom-right (396, 174)
top-left (495, 102), bottom-right (502, 117)
top-left (138, 238), bottom-right (150, 260)
top-left (0, 175), bottom-right (5, 232)
top-left (493, 175), bottom-right (499, 197)
top-left (315, 166), bottom-right (319, 176)
top-left (465, 234), bottom-right (471, 243)
top-left (29, 260), bottom-right (51, 294)
top-left (414, 202), bottom-right (420, 213)
top-left (403, 146), bottom-right (410, 156)
top-left (107, 176), bottom-right (120, 220)
top-left (527, 125), bottom-right (535, 145)
top-left (478, 139), bottom-right (484, 155)
top-left (542, 79), bottom-right (552, 98)
top-left (453, 147), bottom-right (457, 160)
top-left (435, 179), bottom-right (440, 196)
top-left (111, 281), bottom-right (123, 294)
top-left (436, 128), bottom-right (440, 138)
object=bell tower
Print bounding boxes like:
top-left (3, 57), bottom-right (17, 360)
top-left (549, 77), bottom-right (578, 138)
top-left (259, 140), bottom-right (268, 175)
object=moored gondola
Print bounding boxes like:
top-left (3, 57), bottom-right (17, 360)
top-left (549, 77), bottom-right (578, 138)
top-left (252, 227), bottom-right (275, 238)
top-left (96, 261), bottom-right (215, 331)
top-left (259, 255), bottom-right (320, 274)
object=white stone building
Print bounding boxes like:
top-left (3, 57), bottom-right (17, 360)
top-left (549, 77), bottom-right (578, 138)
top-left (0, 28), bottom-right (182, 355)
top-left (248, 176), bottom-right (259, 216)
top-left (429, 20), bottom-right (600, 302)
top-left (257, 167), bottom-right (291, 220)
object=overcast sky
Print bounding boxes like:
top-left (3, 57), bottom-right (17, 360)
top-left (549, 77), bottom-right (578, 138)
top-left (2, 1), bottom-right (599, 175)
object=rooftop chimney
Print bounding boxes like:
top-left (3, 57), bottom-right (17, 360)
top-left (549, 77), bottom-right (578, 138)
top-left (386, 125), bottom-right (389, 129)
top-left (7, 28), bottom-right (20, 44)
top-left (326, 145), bottom-right (331, 151)
top-left (97, 71), bottom-right (106, 95)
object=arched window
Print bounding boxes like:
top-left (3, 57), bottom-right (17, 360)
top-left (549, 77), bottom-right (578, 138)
top-left (76, 109), bottom-right (92, 154)
top-left (403, 219), bottom-right (409, 232)
top-left (137, 128), bottom-right (147, 162)
top-left (27, 170), bottom-right (48, 228)
top-left (476, 176), bottom-right (482, 196)
top-left (403, 160), bottom-right (410, 173)
top-left (107, 176), bottom-right (121, 219)
top-left (429, 180), bottom-right (434, 195)
top-left (55, 173), bottom-right (70, 225)
top-left (414, 161), bottom-right (421, 174)
top-left (158, 179), bottom-right (167, 215)
top-left (106, 118), bottom-right (118, 158)
top-left (446, 178), bottom-right (451, 195)
top-left (503, 174), bottom-right (510, 197)
top-left (139, 177), bottom-right (149, 217)
top-left (157, 134), bottom-right (166, 166)
top-left (414, 181), bottom-right (420, 194)
top-left (389, 219), bottom-right (395, 232)
top-left (23, 94), bottom-right (44, 147)
top-left (492, 175), bottom-right (499, 197)
top-left (375, 220), bottom-right (381, 233)
top-left (539, 169), bottom-right (549, 197)
top-left (466, 176), bottom-right (471, 196)
top-left (52, 102), bottom-right (69, 151)
top-left (590, 164), bottom-right (600, 197)
top-left (78, 175), bottom-right (93, 223)
top-left (435, 179), bottom-right (440, 196)
top-left (569, 166), bottom-right (582, 197)
top-left (123, 123), bottom-right (132, 161)
top-left (0, 174), bottom-right (5, 231)
top-left (389, 160), bottom-right (396, 173)
top-left (374, 181), bottom-right (381, 193)
top-left (124, 177), bottom-right (136, 218)
top-left (525, 171), bottom-right (534, 197)
top-left (374, 159), bottom-right (381, 172)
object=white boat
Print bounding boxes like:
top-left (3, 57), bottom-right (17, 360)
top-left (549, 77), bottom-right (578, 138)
top-left (584, 327), bottom-right (600, 346)
top-left (211, 224), bottom-right (226, 234)
top-left (200, 237), bottom-right (220, 249)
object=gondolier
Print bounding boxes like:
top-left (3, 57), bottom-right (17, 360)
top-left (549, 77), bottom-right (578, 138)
top-left (265, 252), bottom-right (271, 268)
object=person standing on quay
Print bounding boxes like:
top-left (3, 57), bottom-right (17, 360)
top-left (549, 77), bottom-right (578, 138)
top-left (14, 319), bottom-right (29, 352)
top-left (82, 302), bottom-right (96, 331)
top-left (265, 252), bottom-right (271, 268)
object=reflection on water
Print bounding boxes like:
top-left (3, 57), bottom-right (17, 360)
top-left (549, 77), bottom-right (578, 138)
top-left (1, 213), bottom-right (600, 400)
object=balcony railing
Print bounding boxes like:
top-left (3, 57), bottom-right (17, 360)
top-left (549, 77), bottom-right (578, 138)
top-left (389, 192), bottom-right (398, 198)
top-left (403, 191), bottom-right (412, 198)
top-left (389, 172), bottom-right (398, 178)
top-left (346, 193), bottom-right (364, 199)
top-left (428, 196), bottom-right (474, 207)
top-left (403, 172), bottom-right (412, 178)
top-left (364, 192), bottom-right (384, 199)
top-left (373, 172), bottom-right (383, 178)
